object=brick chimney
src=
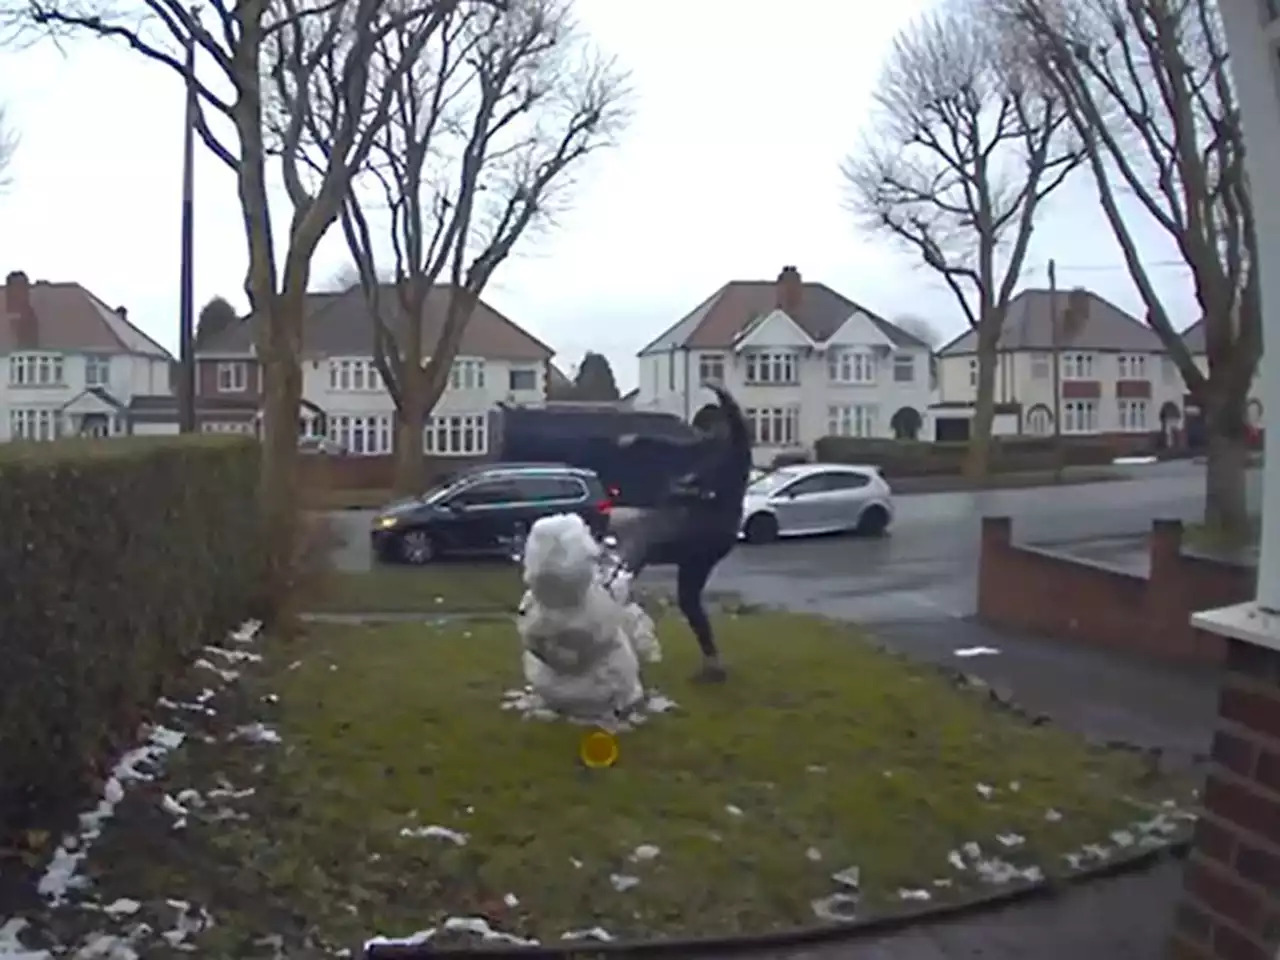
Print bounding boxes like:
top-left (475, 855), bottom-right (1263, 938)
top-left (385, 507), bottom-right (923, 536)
top-left (6, 271), bottom-right (37, 349)
top-left (776, 266), bottom-right (802, 317)
top-left (1062, 287), bottom-right (1090, 341)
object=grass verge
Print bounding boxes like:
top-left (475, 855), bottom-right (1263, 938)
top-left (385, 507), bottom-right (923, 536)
top-left (20, 611), bottom-right (1196, 955)
top-left (304, 564), bottom-right (522, 615)
top-left (1181, 516), bottom-right (1260, 555)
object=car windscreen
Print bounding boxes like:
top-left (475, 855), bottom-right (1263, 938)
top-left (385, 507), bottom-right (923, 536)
top-left (747, 468), bottom-right (803, 495)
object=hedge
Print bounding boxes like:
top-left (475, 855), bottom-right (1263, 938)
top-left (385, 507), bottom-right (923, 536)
top-left (813, 435), bottom-right (1123, 475)
top-left (0, 436), bottom-right (265, 838)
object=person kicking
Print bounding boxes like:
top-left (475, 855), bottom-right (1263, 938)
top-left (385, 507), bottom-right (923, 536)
top-left (611, 384), bottom-right (753, 683)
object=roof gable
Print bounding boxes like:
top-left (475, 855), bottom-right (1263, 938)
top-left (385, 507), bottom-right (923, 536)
top-left (732, 308), bottom-right (815, 350)
top-left (823, 309), bottom-right (900, 350)
top-left (198, 285), bottom-right (554, 361)
top-left (937, 289), bottom-right (1163, 355)
top-left (639, 274), bottom-right (930, 355)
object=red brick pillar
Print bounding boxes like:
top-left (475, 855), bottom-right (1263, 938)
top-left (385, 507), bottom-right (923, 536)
top-left (1170, 637), bottom-right (1280, 959)
top-left (976, 517), bottom-right (1012, 621)
top-left (1147, 519), bottom-right (1186, 657)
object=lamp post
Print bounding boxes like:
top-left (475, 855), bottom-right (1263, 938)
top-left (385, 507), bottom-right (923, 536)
top-left (177, 10), bottom-right (198, 433)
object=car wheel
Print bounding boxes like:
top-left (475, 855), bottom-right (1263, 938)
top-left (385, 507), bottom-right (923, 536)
top-left (398, 529), bottom-right (436, 564)
top-left (508, 522), bottom-right (529, 564)
top-left (743, 512), bottom-right (779, 544)
top-left (856, 505), bottom-right (890, 537)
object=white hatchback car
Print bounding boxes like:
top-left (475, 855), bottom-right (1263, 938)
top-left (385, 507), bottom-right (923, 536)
top-left (740, 463), bottom-right (893, 543)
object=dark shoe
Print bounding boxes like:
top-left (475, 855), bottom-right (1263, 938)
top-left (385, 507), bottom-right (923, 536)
top-left (691, 660), bottom-right (728, 684)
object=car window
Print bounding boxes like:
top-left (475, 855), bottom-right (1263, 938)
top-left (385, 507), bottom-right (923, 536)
top-left (748, 468), bottom-right (804, 495)
top-left (821, 472), bottom-right (872, 491)
top-left (452, 479), bottom-right (522, 507)
top-left (779, 474), bottom-right (828, 497)
top-left (515, 475), bottom-right (586, 503)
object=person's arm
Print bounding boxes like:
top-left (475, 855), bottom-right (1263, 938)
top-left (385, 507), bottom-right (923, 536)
top-left (708, 385), bottom-right (751, 464)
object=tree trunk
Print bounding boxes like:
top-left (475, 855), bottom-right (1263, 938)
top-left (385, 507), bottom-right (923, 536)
top-left (1203, 386), bottom-right (1252, 544)
top-left (258, 294), bottom-right (305, 629)
top-left (393, 407), bottom-right (427, 496)
top-left (965, 329), bottom-right (999, 481)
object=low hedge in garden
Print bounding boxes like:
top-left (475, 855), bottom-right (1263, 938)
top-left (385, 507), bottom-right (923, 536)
top-left (814, 435), bottom-right (1121, 475)
top-left (0, 436), bottom-right (265, 840)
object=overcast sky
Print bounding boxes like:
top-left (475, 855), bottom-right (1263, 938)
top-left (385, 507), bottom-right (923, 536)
top-left (0, 0), bottom-right (1198, 392)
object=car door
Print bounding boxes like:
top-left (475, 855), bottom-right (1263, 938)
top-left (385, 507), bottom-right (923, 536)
top-left (509, 474), bottom-right (586, 534)
top-left (443, 477), bottom-right (523, 553)
top-left (769, 474), bottom-right (831, 533)
top-left (808, 471), bottom-right (873, 531)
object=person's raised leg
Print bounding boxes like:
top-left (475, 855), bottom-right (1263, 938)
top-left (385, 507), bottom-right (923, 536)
top-left (676, 553), bottom-right (727, 683)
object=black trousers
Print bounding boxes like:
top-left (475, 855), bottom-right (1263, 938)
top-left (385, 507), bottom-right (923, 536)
top-left (615, 504), bottom-right (739, 660)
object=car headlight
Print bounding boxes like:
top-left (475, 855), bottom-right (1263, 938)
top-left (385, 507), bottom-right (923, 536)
top-left (374, 516), bottom-right (398, 530)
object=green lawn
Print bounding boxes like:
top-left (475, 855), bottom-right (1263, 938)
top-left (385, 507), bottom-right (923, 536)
top-left (51, 610), bottom-right (1195, 954)
top-left (305, 565), bottom-right (523, 614)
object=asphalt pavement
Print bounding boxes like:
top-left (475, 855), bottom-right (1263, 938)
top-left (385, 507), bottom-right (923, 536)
top-left (326, 459), bottom-right (1258, 625)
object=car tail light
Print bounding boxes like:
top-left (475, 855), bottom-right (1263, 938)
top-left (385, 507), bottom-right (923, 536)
top-left (597, 498), bottom-right (614, 515)
top-left (607, 485), bottom-right (620, 499)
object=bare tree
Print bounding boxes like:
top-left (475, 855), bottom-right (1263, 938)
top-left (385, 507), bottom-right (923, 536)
top-left (314, 262), bottom-right (395, 293)
top-left (14, 0), bottom-right (456, 608)
top-left (1000, 0), bottom-right (1258, 541)
top-left (0, 105), bottom-right (17, 189)
top-left (843, 0), bottom-right (1082, 478)
top-left (299, 0), bottom-right (628, 494)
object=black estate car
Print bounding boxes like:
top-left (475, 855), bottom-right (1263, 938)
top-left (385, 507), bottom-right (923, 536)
top-left (370, 463), bottom-right (613, 565)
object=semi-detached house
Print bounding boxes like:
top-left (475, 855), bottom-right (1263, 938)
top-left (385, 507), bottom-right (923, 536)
top-left (935, 288), bottom-right (1187, 441)
top-left (191, 284), bottom-right (555, 455)
top-left (635, 266), bottom-right (934, 463)
top-left (0, 270), bottom-right (175, 441)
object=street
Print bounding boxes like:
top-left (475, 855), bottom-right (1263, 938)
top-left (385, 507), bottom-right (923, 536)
top-left (326, 459), bottom-right (1259, 625)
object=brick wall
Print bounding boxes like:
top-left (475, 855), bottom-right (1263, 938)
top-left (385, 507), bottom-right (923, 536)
top-left (1170, 638), bottom-right (1280, 959)
top-left (977, 518), bottom-right (1255, 663)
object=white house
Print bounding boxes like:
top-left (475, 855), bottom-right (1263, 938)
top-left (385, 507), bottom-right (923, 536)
top-left (1179, 319), bottom-right (1266, 436)
top-left (635, 266), bottom-right (934, 463)
top-left (0, 270), bottom-right (175, 441)
top-left (192, 285), bottom-right (554, 454)
top-left (935, 287), bottom-right (1186, 442)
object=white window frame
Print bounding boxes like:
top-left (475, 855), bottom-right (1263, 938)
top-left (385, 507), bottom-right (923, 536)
top-left (1030, 354), bottom-right (1050, 380)
top-left (10, 408), bottom-right (61, 441)
top-left (1116, 354), bottom-right (1148, 379)
top-left (1062, 399), bottom-right (1098, 434)
top-left (423, 413), bottom-right (489, 456)
top-left (745, 406), bottom-right (801, 446)
top-left (84, 354), bottom-right (112, 388)
top-left (508, 366), bottom-right (539, 392)
top-left (892, 354), bottom-right (915, 383)
top-left (698, 353), bottom-right (726, 385)
top-left (9, 354), bottom-right (65, 388)
top-left (1061, 353), bottom-right (1096, 380)
top-left (327, 359), bottom-right (383, 393)
top-left (449, 359), bottom-right (486, 391)
top-left (201, 421), bottom-right (254, 435)
top-left (1118, 399), bottom-right (1149, 432)
top-left (827, 348), bottom-right (877, 385)
top-left (744, 351), bottom-right (799, 386)
top-left (328, 414), bottom-right (393, 455)
top-left (827, 404), bottom-right (879, 438)
top-left (216, 361), bottom-right (248, 393)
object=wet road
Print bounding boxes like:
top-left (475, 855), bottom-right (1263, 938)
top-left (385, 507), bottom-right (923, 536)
top-left (327, 460), bottom-right (1258, 624)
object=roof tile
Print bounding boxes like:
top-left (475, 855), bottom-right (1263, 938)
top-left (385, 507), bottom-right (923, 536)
top-left (937, 289), bottom-right (1164, 355)
top-left (0, 272), bottom-right (172, 358)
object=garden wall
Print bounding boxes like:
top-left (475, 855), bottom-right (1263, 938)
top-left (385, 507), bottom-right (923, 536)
top-left (976, 518), bottom-right (1255, 664)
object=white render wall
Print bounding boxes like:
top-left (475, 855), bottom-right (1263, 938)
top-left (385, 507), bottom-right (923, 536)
top-left (937, 350), bottom-right (1186, 434)
top-left (1219, 0), bottom-right (1280, 612)
top-left (0, 351), bottom-right (172, 441)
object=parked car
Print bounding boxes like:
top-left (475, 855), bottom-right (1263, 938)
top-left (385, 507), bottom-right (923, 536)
top-left (370, 463), bottom-right (613, 565)
top-left (740, 463), bottom-right (893, 544)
